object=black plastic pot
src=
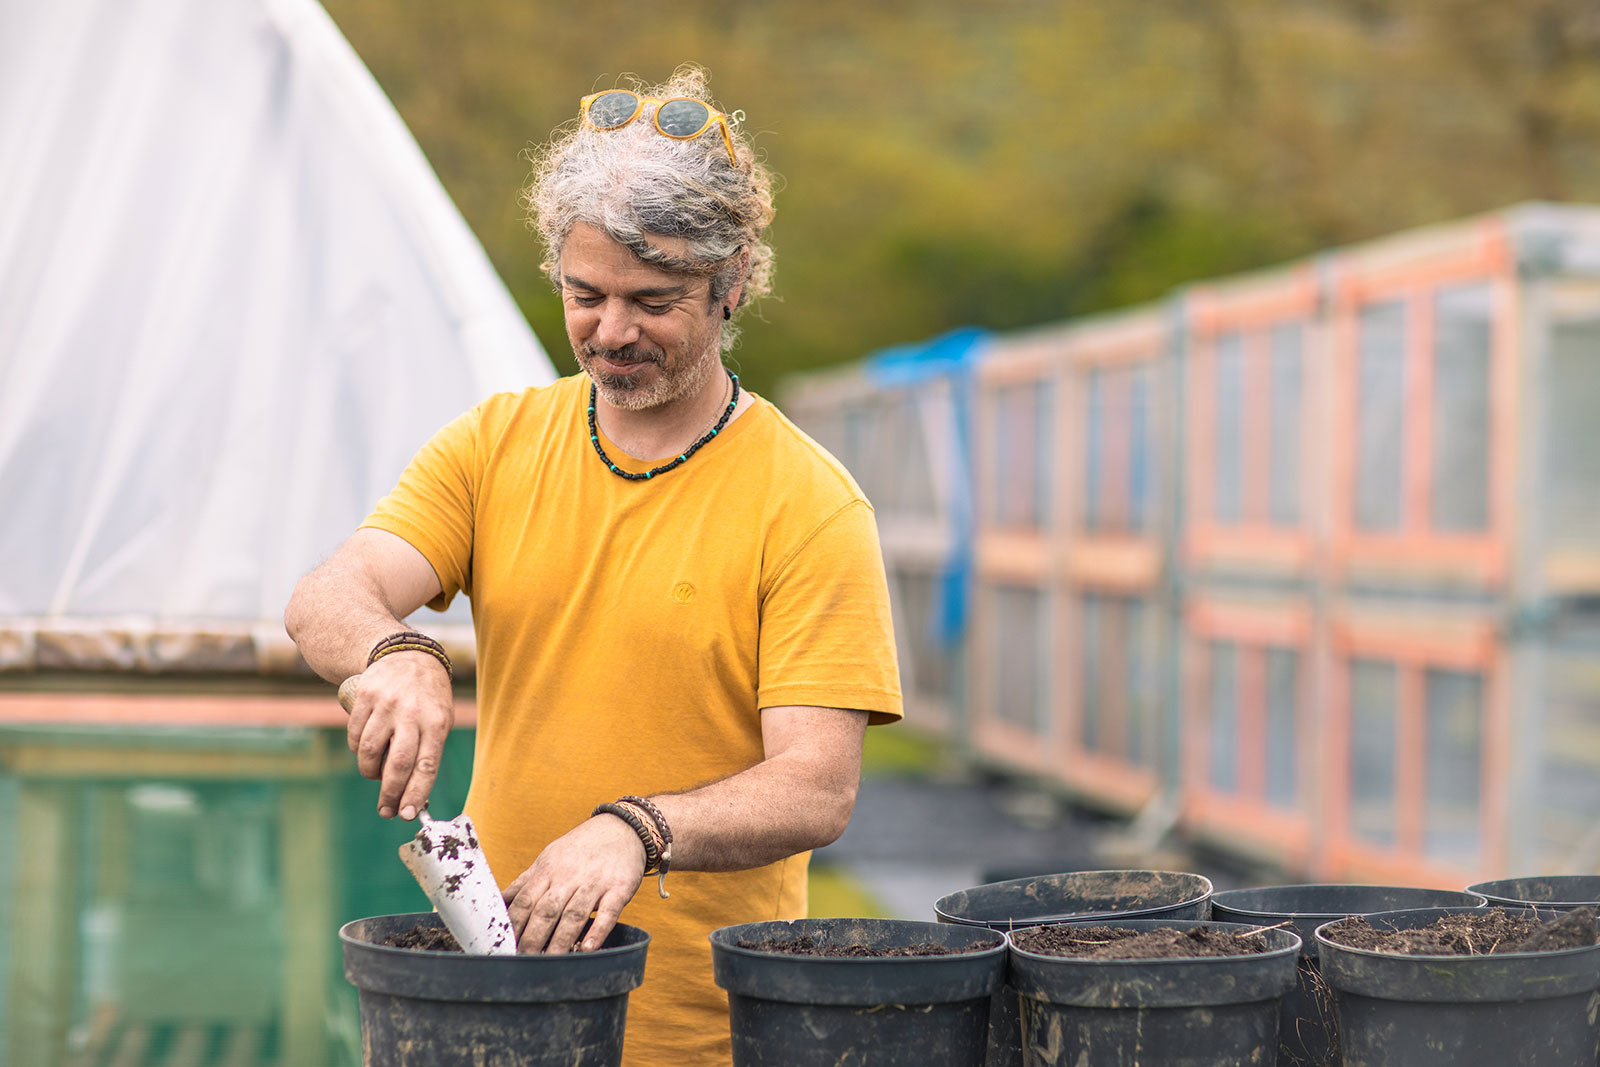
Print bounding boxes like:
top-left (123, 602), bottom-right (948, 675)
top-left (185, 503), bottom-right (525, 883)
top-left (1210, 883), bottom-right (1487, 1067)
top-left (1315, 905), bottom-right (1600, 1067)
top-left (934, 869), bottom-right (1214, 1067)
top-left (710, 917), bottom-right (1006, 1066)
top-left (1467, 875), bottom-right (1600, 911)
top-left (1008, 917), bottom-right (1301, 1067)
top-left (340, 912), bottom-right (649, 1067)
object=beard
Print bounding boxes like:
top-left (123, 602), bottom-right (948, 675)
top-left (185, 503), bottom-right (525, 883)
top-left (578, 341), bottom-right (720, 412)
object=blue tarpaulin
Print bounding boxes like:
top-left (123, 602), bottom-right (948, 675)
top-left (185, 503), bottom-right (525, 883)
top-left (864, 327), bottom-right (989, 649)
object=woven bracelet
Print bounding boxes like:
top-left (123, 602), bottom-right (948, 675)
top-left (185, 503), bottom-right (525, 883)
top-left (593, 802), bottom-right (661, 872)
top-left (614, 801), bottom-right (666, 867)
top-left (619, 795), bottom-right (673, 899)
top-left (367, 631), bottom-right (452, 680)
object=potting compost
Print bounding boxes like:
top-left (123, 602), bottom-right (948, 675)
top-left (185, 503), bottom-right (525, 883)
top-left (1012, 923), bottom-right (1276, 959)
top-left (382, 924), bottom-right (464, 952)
top-left (1324, 906), bottom-right (1597, 955)
top-left (735, 935), bottom-right (974, 956)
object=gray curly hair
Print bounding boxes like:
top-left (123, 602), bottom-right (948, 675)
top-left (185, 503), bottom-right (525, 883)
top-left (524, 65), bottom-right (776, 350)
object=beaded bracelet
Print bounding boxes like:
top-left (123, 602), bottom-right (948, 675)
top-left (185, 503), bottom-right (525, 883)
top-left (593, 802), bottom-right (661, 872)
top-left (615, 801), bottom-right (666, 865)
top-left (367, 630), bottom-right (452, 680)
top-left (619, 795), bottom-right (673, 899)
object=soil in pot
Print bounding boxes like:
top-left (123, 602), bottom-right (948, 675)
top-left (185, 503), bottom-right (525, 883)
top-left (1323, 906), bottom-right (1596, 955)
top-left (1314, 905), bottom-right (1600, 1067)
top-left (1007, 918), bottom-right (1301, 1067)
top-left (935, 869), bottom-right (1214, 1067)
top-left (711, 917), bottom-right (1006, 1066)
top-left (341, 912), bottom-right (649, 1067)
top-left (381, 923), bottom-right (464, 952)
top-left (1012, 923), bottom-right (1277, 960)
top-left (1209, 883), bottom-right (1486, 1067)
top-left (735, 935), bottom-right (976, 957)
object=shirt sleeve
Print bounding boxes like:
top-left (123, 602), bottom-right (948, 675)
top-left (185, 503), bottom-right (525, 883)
top-left (756, 499), bottom-right (904, 723)
top-left (360, 404), bottom-right (482, 612)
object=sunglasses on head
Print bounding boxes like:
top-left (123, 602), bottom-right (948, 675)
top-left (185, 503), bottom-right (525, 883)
top-left (580, 89), bottom-right (739, 166)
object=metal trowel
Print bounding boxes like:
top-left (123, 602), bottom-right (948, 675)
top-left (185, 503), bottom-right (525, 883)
top-left (339, 674), bottom-right (517, 955)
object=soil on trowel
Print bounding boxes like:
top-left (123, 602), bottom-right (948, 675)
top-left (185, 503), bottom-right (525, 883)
top-left (382, 924), bottom-right (464, 952)
top-left (1012, 924), bottom-right (1274, 960)
top-left (738, 935), bottom-right (974, 957)
top-left (1323, 906), bottom-right (1597, 956)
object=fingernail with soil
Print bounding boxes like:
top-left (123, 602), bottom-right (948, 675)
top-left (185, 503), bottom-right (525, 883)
top-left (401, 805), bottom-right (416, 820)
top-left (379, 805), bottom-right (394, 818)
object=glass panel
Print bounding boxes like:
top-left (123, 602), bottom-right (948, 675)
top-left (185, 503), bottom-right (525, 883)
top-left (1264, 647), bottom-right (1300, 809)
top-left (1544, 314), bottom-right (1600, 551)
top-left (1349, 659), bottom-right (1398, 845)
top-left (842, 403), bottom-right (873, 483)
top-left (1432, 284), bottom-right (1492, 532)
top-left (1035, 380), bottom-right (1055, 528)
top-left (892, 568), bottom-right (956, 707)
top-left (1214, 332), bottom-right (1245, 523)
top-left (886, 390), bottom-right (940, 521)
top-left (1209, 641), bottom-right (1238, 792)
top-left (1268, 323), bottom-right (1304, 526)
top-left (1085, 370), bottom-right (1104, 531)
top-left (1081, 594), bottom-right (1103, 752)
top-left (1536, 631), bottom-right (1600, 869)
top-left (1355, 302), bottom-right (1406, 531)
top-left (1125, 600), bottom-right (1153, 768)
top-left (1128, 368), bottom-right (1153, 533)
top-left (1424, 668), bottom-right (1483, 865)
top-left (994, 585), bottom-right (1050, 736)
top-left (994, 382), bottom-right (1053, 529)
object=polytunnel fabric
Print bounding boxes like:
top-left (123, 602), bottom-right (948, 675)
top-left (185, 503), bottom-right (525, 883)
top-left (0, 0), bottom-right (553, 643)
top-left (865, 327), bottom-right (988, 648)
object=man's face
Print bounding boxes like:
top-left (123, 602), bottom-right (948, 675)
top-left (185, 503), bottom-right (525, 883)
top-left (559, 222), bottom-right (725, 412)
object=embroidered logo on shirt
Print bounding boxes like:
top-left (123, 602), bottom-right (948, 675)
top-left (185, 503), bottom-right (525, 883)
top-left (671, 582), bottom-right (697, 604)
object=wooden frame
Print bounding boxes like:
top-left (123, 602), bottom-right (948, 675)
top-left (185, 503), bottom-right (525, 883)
top-left (1181, 599), bottom-right (1317, 868)
top-left (1320, 609), bottom-right (1509, 886)
top-left (1328, 219), bottom-right (1518, 585)
top-left (1184, 267), bottom-right (1321, 570)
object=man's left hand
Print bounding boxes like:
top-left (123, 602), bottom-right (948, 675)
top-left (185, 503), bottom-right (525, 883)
top-left (502, 814), bottom-right (646, 954)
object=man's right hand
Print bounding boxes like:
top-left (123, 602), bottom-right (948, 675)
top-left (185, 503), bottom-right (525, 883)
top-left (343, 651), bottom-right (454, 820)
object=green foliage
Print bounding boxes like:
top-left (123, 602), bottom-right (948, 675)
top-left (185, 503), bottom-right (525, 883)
top-left (321, 0), bottom-right (1600, 396)
top-left (807, 863), bottom-right (894, 919)
top-left (860, 723), bottom-right (948, 778)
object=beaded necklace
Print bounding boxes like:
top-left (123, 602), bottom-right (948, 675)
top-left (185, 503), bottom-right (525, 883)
top-left (587, 368), bottom-right (739, 481)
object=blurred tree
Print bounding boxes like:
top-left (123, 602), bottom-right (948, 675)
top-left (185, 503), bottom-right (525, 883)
top-left (320, 0), bottom-right (1600, 396)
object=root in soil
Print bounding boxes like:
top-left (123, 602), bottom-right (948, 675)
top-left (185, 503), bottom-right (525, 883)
top-left (1011, 924), bottom-right (1274, 959)
top-left (1322, 907), bottom-right (1597, 955)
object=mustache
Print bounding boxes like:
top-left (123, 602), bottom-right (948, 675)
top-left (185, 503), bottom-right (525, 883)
top-left (580, 342), bottom-right (661, 365)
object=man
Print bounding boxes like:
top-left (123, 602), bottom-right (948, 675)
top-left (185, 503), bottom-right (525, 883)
top-left (283, 64), bottom-right (902, 1065)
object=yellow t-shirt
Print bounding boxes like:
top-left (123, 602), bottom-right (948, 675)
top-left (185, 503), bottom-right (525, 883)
top-left (362, 372), bottom-right (902, 1066)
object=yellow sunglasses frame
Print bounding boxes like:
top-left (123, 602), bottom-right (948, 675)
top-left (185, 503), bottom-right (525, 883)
top-left (579, 90), bottom-right (738, 166)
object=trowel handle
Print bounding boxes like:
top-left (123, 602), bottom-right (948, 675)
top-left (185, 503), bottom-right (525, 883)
top-left (337, 673), bottom-right (362, 714)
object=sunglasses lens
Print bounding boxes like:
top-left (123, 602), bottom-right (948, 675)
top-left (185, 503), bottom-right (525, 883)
top-left (587, 91), bottom-right (639, 129)
top-left (656, 98), bottom-right (712, 137)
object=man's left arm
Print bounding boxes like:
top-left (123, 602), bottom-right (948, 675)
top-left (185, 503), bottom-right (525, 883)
top-left (503, 703), bottom-right (867, 954)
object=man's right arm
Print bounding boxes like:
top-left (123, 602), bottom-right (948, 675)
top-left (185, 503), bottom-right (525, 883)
top-left (284, 528), bottom-right (451, 820)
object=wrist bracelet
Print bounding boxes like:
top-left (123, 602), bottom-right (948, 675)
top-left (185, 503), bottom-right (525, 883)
top-left (614, 801), bottom-right (665, 866)
top-left (620, 795), bottom-right (673, 899)
top-left (368, 630), bottom-right (453, 680)
top-left (592, 802), bottom-right (661, 872)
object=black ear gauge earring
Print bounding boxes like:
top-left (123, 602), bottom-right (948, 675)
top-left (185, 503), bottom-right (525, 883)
top-left (723, 306), bottom-right (731, 320)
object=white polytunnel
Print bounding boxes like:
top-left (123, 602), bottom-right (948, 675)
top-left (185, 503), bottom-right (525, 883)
top-left (0, 0), bottom-right (555, 674)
